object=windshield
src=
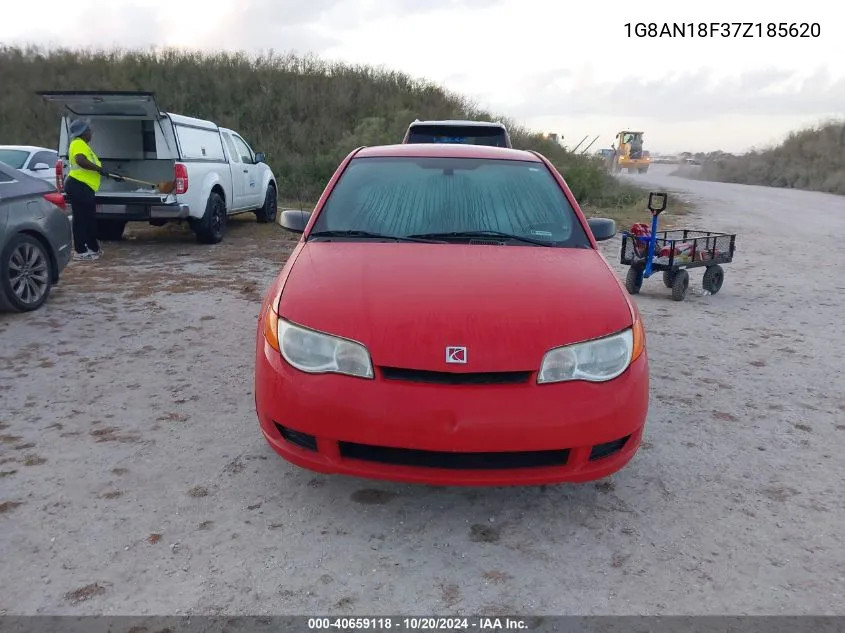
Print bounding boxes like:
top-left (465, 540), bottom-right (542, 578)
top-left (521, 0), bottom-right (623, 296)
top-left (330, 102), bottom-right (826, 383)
top-left (310, 156), bottom-right (590, 247)
top-left (406, 125), bottom-right (509, 147)
top-left (0, 150), bottom-right (29, 169)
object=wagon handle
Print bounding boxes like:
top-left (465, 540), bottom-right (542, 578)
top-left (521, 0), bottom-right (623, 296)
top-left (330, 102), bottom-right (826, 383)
top-left (648, 192), bottom-right (667, 216)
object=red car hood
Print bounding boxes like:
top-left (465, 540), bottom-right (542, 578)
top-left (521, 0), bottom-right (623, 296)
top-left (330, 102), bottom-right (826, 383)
top-left (278, 242), bottom-right (633, 372)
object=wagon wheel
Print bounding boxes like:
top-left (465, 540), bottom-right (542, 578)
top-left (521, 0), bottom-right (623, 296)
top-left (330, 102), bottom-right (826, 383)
top-left (702, 265), bottom-right (724, 294)
top-left (625, 265), bottom-right (643, 295)
top-left (671, 269), bottom-right (689, 301)
top-left (662, 269), bottom-right (676, 288)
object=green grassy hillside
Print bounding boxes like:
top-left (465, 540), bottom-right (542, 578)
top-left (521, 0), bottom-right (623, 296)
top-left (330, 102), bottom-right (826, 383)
top-left (690, 121), bottom-right (845, 195)
top-left (0, 45), bottom-right (643, 210)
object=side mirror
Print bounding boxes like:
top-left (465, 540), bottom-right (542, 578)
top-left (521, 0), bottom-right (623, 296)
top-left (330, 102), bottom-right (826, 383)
top-left (648, 191), bottom-right (667, 215)
top-left (33, 163), bottom-right (50, 170)
top-left (587, 217), bottom-right (616, 241)
top-left (278, 209), bottom-right (311, 234)
top-left (254, 152), bottom-right (265, 164)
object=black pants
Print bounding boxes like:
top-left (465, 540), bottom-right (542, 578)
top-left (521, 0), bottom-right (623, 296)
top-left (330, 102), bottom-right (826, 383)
top-left (65, 177), bottom-right (100, 254)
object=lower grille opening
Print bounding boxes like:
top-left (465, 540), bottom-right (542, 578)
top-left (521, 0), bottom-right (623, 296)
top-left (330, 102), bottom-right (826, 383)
top-left (274, 423), bottom-right (318, 451)
top-left (339, 441), bottom-right (569, 470)
top-left (380, 367), bottom-right (532, 385)
top-left (589, 435), bottom-right (631, 461)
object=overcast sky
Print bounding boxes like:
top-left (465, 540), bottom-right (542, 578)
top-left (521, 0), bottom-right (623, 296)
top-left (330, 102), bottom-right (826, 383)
top-left (2, 0), bottom-right (840, 153)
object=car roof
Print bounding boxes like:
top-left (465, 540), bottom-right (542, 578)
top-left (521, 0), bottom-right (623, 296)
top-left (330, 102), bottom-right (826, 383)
top-left (0, 145), bottom-right (56, 153)
top-left (354, 143), bottom-right (540, 161)
top-left (409, 120), bottom-right (506, 129)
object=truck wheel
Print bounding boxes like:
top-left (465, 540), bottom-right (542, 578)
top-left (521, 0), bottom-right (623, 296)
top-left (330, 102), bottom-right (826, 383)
top-left (639, 166), bottom-right (649, 174)
top-left (702, 265), bottom-right (724, 294)
top-left (255, 184), bottom-right (277, 223)
top-left (96, 219), bottom-right (126, 241)
top-left (625, 266), bottom-right (643, 294)
top-left (195, 192), bottom-right (226, 244)
top-left (0, 233), bottom-right (54, 313)
top-left (671, 269), bottom-right (689, 301)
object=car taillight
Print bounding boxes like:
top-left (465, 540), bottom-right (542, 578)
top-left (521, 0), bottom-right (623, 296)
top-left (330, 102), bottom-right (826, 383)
top-left (55, 159), bottom-right (64, 190)
top-left (44, 191), bottom-right (67, 212)
top-left (175, 163), bottom-right (188, 194)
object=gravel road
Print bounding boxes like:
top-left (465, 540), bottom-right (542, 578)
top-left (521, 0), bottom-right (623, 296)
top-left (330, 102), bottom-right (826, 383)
top-left (1, 167), bottom-right (843, 616)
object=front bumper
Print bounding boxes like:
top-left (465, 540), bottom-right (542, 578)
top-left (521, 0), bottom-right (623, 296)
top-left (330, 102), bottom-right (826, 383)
top-left (255, 341), bottom-right (649, 486)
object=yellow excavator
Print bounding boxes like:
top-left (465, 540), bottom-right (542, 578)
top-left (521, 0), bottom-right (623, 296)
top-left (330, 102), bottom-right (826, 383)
top-left (609, 131), bottom-right (651, 174)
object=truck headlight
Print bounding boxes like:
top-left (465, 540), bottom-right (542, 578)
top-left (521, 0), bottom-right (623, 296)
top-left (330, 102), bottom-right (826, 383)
top-left (278, 318), bottom-right (374, 379)
top-left (537, 324), bottom-right (643, 384)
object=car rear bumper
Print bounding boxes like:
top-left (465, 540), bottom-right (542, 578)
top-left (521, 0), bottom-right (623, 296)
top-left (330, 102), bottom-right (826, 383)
top-left (56, 241), bottom-right (72, 272)
top-left (255, 340), bottom-right (649, 486)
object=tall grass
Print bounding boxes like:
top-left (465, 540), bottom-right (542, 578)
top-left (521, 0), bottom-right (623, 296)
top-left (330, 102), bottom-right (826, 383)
top-left (690, 120), bottom-right (845, 195)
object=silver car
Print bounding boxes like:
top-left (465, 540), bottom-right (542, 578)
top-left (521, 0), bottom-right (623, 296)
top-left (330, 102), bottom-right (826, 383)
top-left (0, 161), bottom-right (73, 312)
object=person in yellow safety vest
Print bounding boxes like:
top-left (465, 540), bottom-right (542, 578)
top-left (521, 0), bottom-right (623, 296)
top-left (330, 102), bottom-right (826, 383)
top-left (64, 119), bottom-right (124, 261)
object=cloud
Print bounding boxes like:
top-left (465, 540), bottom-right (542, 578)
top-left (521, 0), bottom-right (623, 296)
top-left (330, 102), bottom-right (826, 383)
top-left (2, 4), bottom-right (168, 50)
top-left (197, 0), bottom-right (504, 38)
top-left (506, 68), bottom-right (845, 122)
top-left (1, 0), bottom-right (509, 56)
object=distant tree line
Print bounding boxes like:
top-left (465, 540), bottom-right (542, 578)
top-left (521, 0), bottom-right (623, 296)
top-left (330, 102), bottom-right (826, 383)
top-left (0, 46), bottom-right (642, 205)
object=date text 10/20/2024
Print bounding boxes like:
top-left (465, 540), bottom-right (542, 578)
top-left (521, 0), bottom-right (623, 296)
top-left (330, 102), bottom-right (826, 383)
top-left (308, 617), bottom-right (529, 631)
top-left (624, 22), bottom-right (820, 37)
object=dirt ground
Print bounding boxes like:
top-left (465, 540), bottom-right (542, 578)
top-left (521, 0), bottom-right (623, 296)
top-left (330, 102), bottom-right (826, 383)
top-left (1, 166), bottom-right (843, 615)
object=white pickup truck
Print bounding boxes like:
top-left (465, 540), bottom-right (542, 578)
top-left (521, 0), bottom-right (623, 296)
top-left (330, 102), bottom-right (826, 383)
top-left (38, 91), bottom-right (278, 244)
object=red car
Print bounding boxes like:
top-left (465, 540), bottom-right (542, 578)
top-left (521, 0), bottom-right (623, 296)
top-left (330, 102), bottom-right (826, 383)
top-left (255, 143), bottom-right (648, 486)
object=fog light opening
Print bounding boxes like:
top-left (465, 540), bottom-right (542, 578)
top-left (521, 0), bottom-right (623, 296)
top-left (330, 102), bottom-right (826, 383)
top-left (589, 435), bottom-right (632, 461)
top-left (274, 423), bottom-right (318, 452)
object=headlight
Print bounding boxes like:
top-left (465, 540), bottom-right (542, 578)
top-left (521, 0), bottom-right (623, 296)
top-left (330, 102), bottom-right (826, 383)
top-left (278, 318), bottom-right (374, 379)
top-left (537, 328), bottom-right (636, 384)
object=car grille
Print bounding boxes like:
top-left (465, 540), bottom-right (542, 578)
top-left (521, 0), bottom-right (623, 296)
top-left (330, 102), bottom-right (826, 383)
top-left (338, 441), bottom-right (570, 470)
top-left (379, 367), bottom-right (532, 385)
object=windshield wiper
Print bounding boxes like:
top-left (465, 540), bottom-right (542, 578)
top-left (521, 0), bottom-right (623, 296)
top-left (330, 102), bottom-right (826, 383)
top-left (408, 230), bottom-right (556, 247)
top-left (308, 230), bottom-right (445, 244)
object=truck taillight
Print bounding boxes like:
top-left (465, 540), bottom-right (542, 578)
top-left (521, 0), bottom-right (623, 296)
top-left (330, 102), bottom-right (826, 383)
top-left (175, 163), bottom-right (188, 194)
top-left (55, 159), bottom-right (64, 191)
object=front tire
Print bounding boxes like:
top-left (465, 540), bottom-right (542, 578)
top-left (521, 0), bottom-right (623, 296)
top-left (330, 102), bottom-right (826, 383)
top-left (194, 192), bottom-right (226, 244)
top-left (0, 234), bottom-right (54, 313)
top-left (671, 269), bottom-right (689, 301)
top-left (625, 266), bottom-right (643, 294)
top-left (702, 265), bottom-right (724, 294)
top-left (255, 184), bottom-right (277, 223)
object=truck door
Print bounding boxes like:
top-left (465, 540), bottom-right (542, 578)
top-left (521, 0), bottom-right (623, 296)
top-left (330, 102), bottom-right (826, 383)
top-left (230, 134), bottom-right (262, 209)
top-left (222, 132), bottom-right (248, 210)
